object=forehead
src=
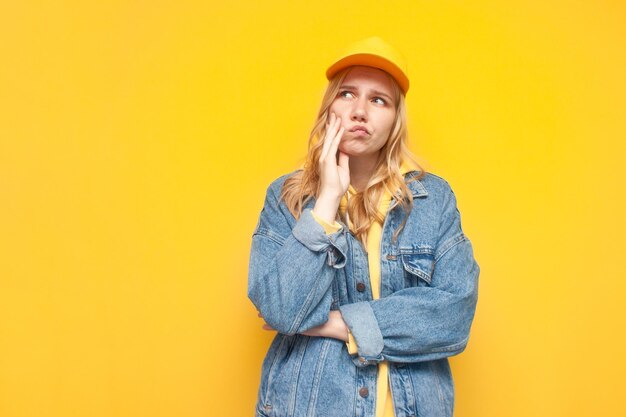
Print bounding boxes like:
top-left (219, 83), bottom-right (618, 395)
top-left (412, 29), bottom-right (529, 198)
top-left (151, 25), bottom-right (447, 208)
top-left (342, 66), bottom-right (394, 94)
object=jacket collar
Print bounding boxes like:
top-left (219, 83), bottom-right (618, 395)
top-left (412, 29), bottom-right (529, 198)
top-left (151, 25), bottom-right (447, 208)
top-left (404, 170), bottom-right (428, 198)
top-left (400, 160), bottom-right (428, 198)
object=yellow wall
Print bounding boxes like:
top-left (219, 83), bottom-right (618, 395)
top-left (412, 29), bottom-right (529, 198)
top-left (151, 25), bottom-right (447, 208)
top-left (1, 1), bottom-right (625, 416)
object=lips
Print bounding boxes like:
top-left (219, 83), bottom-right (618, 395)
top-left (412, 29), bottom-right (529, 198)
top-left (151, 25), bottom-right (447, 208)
top-left (349, 125), bottom-right (370, 134)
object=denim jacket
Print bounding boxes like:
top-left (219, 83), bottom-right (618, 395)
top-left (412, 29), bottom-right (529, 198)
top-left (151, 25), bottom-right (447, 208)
top-left (248, 169), bottom-right (480, 417)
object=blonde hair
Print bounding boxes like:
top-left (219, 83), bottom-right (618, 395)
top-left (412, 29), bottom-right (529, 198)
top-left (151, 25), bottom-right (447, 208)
top-left (280, 66), bottom-right (426, 250)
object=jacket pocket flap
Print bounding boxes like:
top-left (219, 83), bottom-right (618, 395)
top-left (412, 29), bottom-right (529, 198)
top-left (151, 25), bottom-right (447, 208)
top-left (401, 253), bottom-right (435, 285)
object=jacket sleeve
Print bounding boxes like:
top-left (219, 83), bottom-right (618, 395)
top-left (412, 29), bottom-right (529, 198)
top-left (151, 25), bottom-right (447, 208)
top-left (310, 210), bottom-right (359, 354)
top-left (247, 182), bottom-right (348, 335)
top-left (338, 182), bottom-right (480, 364)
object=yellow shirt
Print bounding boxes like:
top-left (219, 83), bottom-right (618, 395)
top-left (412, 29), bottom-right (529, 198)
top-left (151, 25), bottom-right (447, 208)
top-left (311, 160), bottom-right (417, 417)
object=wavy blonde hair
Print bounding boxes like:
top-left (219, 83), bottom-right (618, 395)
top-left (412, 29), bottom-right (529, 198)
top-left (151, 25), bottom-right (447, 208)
top-left (280, 66), bottom-right (426, 251)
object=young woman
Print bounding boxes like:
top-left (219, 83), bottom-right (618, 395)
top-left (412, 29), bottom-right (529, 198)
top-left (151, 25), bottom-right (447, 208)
top-left (248, 37), bottom-right (480, 417)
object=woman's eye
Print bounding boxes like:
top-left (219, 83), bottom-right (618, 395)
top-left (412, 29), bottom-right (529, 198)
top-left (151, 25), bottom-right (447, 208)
top-left (340, 90), bottom-right (354, 98)
top-left (373, 97), bottom-right (386, 105)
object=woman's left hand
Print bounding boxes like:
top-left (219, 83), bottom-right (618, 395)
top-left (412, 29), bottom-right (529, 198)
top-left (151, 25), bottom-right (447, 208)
top-left (258, 310), bottom-right (349, 342)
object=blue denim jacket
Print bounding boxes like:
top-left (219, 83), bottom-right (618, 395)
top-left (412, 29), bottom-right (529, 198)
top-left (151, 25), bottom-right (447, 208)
top-left (248, 169), bottom-right (480, 417)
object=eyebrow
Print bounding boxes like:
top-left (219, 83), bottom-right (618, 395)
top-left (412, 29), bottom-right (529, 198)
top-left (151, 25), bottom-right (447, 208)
top-left (339, 84), bottom-right (394, 102)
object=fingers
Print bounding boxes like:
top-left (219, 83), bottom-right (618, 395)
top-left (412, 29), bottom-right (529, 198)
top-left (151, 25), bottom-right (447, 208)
top-left (257, 311), bottom-right (275, 331)
top-left (320, 113), bottom-right (338, 160)
top-left (320, 112), bottom-right (343, 161)
top-left (337, 151), bottom-right (350, 171)
top-left (328, 125), bottom-right (345, 162)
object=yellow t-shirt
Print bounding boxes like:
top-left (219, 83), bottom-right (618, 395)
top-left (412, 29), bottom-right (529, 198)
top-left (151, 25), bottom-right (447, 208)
top-left (311, 160), bottom-right (417, 417)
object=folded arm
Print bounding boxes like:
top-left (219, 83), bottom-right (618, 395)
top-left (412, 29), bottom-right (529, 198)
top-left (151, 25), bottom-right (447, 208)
top-left (339, 183), bottom-right (480, 364)
top-left (247, 184), bottom-right (348, 335)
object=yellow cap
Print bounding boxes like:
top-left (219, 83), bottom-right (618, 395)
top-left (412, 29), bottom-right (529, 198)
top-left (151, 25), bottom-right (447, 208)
top-left (325, 36), bottom-right (410, 95)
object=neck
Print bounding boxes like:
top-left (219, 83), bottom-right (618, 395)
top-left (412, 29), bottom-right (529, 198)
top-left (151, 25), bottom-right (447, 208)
top-left (349, 152), bottom-right (380, 192)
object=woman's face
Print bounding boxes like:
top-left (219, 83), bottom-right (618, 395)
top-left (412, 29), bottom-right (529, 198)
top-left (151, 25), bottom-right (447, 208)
top-left (329, 65), bottom-right (397, 159)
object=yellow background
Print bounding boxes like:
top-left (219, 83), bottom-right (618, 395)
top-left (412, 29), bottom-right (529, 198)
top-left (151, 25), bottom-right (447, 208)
top-left (1, 1), bottom-right (625, 416)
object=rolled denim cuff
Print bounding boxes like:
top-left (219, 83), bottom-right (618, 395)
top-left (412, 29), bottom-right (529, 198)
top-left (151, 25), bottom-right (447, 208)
top-left (292, 208), bottom-right (347, 268)
top-left (339, 302), bottom-right (384, 365)
top-left (311, 209), bottom-right (343, 234)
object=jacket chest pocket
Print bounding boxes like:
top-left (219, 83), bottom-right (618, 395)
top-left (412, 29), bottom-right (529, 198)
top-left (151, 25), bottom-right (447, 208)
top-left (401, 251), bottom-right (435, 287)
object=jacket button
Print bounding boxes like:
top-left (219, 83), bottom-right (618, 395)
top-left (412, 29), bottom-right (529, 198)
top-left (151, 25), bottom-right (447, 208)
top-left (356, 282), bottom-right (366, 292)
top-left (358, 356), bottom-right (366, 364)
top-left (359, 387), bottom-right (369, 398)
top-left (385, 253), bottom-right (397, 260)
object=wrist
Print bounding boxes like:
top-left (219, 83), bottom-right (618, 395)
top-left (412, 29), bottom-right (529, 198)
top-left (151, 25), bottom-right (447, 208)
top-left (329, 311), bottom-right (349, 342)
top-left (313, 195), bottom-right (341, 225)
top-left (318, 189), bottom-right (343, 202)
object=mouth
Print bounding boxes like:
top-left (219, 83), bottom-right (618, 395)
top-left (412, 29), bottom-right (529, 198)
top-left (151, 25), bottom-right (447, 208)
top-left (349, 126), bottom-right (370, 135)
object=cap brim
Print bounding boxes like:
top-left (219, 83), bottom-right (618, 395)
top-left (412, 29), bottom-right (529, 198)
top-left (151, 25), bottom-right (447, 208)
top-left (325, 53), bottom-right (409, 95)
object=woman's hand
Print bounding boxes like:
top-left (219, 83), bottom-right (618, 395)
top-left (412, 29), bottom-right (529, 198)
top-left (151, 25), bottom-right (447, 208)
top-left (258, 310), bottom-right (349, 342)
top-left (313, 112), bottom-right (350, 224)
top-left (319, 112), bottom-right (350, 199)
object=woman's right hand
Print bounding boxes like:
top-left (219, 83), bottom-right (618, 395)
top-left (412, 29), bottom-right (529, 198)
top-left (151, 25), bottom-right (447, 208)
top-left (313, 112), bottom-right (350, 224)
top-left (319, 112), bottom-right (350, 199)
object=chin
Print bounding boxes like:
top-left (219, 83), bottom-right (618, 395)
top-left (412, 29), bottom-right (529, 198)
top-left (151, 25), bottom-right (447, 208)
top-left (340, 143), bottom-right (370, 155)
top-left (339, 148), bottom-right (358, 157)
top-left (339, 142), bottom-right (362, 155)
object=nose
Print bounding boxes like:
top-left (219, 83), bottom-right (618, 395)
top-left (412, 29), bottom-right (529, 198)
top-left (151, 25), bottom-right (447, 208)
top-left (351, 98), bottom-right (368, 122)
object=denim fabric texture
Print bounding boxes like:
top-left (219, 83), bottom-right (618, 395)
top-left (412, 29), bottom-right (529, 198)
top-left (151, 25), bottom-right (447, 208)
top-left (248, 169), bottom-right (480, 417)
